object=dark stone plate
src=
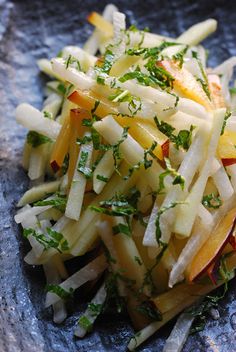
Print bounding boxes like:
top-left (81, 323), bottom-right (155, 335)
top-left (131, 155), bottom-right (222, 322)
top-left (1, 0), bottom-right (236, 351)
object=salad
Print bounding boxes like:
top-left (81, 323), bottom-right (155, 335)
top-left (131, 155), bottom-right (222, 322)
top-left (15, 4), bottom-right (236, 351)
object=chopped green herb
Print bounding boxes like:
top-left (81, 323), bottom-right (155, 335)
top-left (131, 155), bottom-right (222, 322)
top-left (91, 100), bottom-right (100, 114)
top-left (134, 256), bottom-right (142, 266)
top-left (77, 150), bottom-right (92, 179)
top-left (192, 51), bottom-right (211, 100)
top-left (96, 174), bottom-right (109, 183)
top-left (126, 42), bottom-right (178, 58)
top-left (34, 193), bottom-right (67, 212)
top-left (221, 110), bottom-right (232, 135)
top-left (78, 315), bottom-right (93, 332)
top-left (46, 284), bottom-right (73, 300)
top-left (23, 227), bottom-right (69, 253)
top-left (112, 223), bottom-right (131, 237)
top-left (87, 303), bottom-right (103, 317)
top-left (202, 193), bottom-right (222, 209)
top-left (43, 111), bottom-right (53, 119)
top-left (65, 54), bottom-right (82, 71)
top-left (157, 158), bottom-right (185, 193)
top-left (112, 126), bottom-right (129, 173)
top-left (154, 117), bottom-right (195, 150)
top-left (155, 202), bottom-right (186, 244)
top-left (57, 83), bottom-right (67, 95)
top-left (26, 131), bottom-right (52, 148)
top-left (173, 45), bottom-right (189, 68)
top-left (230, 87), bottom-right (236, 95)
top-left (97, 76), bottom-right (105, 85)
top-left (137, 301), bottom-right (162, 321)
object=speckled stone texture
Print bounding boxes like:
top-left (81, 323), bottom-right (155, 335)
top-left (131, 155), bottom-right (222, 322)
top-left (1, 0), bottom-right (236, 351)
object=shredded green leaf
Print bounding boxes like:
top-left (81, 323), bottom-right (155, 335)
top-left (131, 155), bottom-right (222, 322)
top-left (192, 50), bottom-right (211, 100)
top-left (202, 193), bottom-right (222, 209)
top-left (112, 223), bottom-right (131, 237)
top-left (27, 131), bottom-right (52, 148)
top-left (23, 227), bottom-right (69, 253)
top-left (46, 284), bottom-right (74, 300)
top-left (157, 158), bottom-right (185, 193)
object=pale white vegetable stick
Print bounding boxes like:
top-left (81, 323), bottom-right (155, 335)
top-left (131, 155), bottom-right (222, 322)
top-left (84, 3), bottom-right (118, 55)
top-left (144, 129), bottom-right (209, 247)
top-left (143, 202), bottom-right (159, 247)
top-left (62, 46), bottom-right (97, 71)
top-left (45, 255), bottom-right (107, 307)
top-left (96, 220), bottom-right (127, 297)
top-left (74, 283), bottom-right (107, 338)
top-left (28, 144), bottom-right (49, 180)
top-left (177, 19), bottom-right (217, 46)
top-left (173, 108), bottom-right (225, 237)
top-left (227, 164), bottom-right (236, 192)
top-left (52, 215), bottom-right (70, 233)
top-left (112, 11), bottom-right (126, 58)
top-left (212, 164), bottom-right (234, 201)
top-left (93, 115), bottom-right (163, 190)
top-left (37, 58), bottom-right (61, 79)
top-left (15, 205), bottom-right (52, 224)
top-left (169, 194), bottom-right (236, 287)
top-left (162, 312), bottom-right (195, 352)
top-left (42, 92), bottom-right (63, 119)
top-left (93, 149), bottom-right (115, 194)
top-left (198, 204), bottom-right (213, 226)
top-left (16, 103), bottom-right (61, 140)
top-left (17, 180), bottom-right (61, 207)
top-left (43, 260), bottom-right (67, 324)
top-left (65, 134), bottom-right (93, 220)
top-left (70, 165), bottom-right (139, 256)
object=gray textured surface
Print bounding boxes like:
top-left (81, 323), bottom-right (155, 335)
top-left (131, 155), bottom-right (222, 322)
top-left (1, 0), bottom-right (236, 351)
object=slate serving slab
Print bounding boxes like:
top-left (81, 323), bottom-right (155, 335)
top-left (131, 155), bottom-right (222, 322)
top-left (1, 0), bottom-right (236, 351)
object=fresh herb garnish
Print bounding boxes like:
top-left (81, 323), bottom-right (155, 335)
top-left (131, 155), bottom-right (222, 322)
top-left (43, 111), bottom-right (53, 119)
top-left (77, 150), bottom-right (93, 179)
top-left (230, 87), bottom-right (236, 95)
top-left (34, 193), bottom-right (67, 212)
top-left (78, 315), bottom-right (93, 332)
top-left (221, 110), bottom-right (232, 135)
top-left (65, 54), bottom-right (82, 71)
top-left (96, 174), bottom-right (109, 183)
top-left (26, 131), bottom-right (52, 148)
top-left (112, 223), bottom-right (131, 237)
top-left (192, 51), bottom-right (211, 100)
top-left (46, 284), bottom-right (74, 300)
top-left (124, 141), bottom-right (157, 180)
top-left (23, 227), bottom-right (69, 253)
top-left (157, 158), bottom-right (185, 193)
top-left (173, 45), bottom-right (189, 68)
top-left (87, 303), bottom-right (103, 317)
top-left (134, 256), bottom-right (143, 266)
top-left (109, 89), bottom-right (142, 116)
top-left (90, 194), bottom-right (137, 217)
top-left (137, 301), bottom-right (162, 321)
top-left (154, 117), bottom-right (195, 150)
top-left (111, 126), bottom-right (129, 173)
top-left (202, 193), bottom-right (222, 209)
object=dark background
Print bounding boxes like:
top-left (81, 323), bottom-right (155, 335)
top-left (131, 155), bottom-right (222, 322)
top-left (1, 0), bottom-right (236, 351)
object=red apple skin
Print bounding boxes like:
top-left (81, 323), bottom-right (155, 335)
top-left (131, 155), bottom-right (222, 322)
top-left (68, 91), bottom-right (79, 104)
top-left (50, 160), bottom-right (60, 173)
top-left (222, 158), bottom-right (236, 167)
top-left (188, 208), bottom-right (236, 282)
top-left (207, 262), bottom-right (219, 285)
top-left (161, 139), bottom-right (169, 159)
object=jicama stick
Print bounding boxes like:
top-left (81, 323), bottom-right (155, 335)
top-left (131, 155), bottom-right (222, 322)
top-left (173, 108), bottom-right (225, 237)
top-left (93, 149), bottom-right (115, 194)
top-left (212, 163), bottom-right (234, 201)
top-left (45, 254), bottom-right (107, 307)
top-left (177, 19), bottom-right (217, 46)
top-left (16, 103), bottom-right (61, 140)
top-left (93, 115), bottom-right (164, 191)
top-left (65, 132), bottom-right (93, 220)
top-left (162, 312), bottom-right (195, 352)
top-left (74, 283), bottom-right (107, 337)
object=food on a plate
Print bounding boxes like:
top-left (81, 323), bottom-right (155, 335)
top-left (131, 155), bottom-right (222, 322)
top-left (15, 3), bottom-right (236, 351)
